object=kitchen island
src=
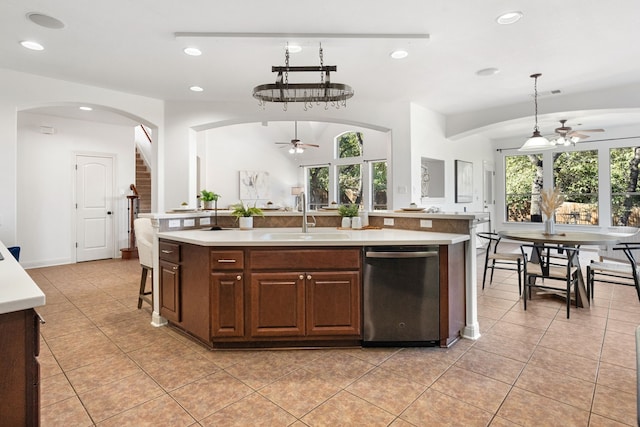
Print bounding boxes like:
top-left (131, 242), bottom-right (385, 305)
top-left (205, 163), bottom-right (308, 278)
top-left (0, 241), bottom-right (46, 426)
top-left (156, 227), bottom-right (469, 349)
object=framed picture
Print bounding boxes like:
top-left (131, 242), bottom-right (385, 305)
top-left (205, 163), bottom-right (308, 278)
top-left (239, 170), bottom-right (270, 200)
top-left (455, 160), bottom-right (473, 203)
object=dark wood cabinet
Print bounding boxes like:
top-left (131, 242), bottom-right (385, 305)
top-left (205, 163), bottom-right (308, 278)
top-left (159, 259), bottom-right (180, 322)
top-left (211, 250), bottom-right (245, 338)
top-left (0, 308), bottom-right (41, 427)
top-left (306, 271), bottom-right (360, 336)
top-left (249, 272), bottom-right (306, 337)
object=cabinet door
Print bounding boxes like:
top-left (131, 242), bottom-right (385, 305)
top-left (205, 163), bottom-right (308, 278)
top-left (211, 272), bottom-right (244, 337)
top-left (250, 272), bottom-right (305, 337)
top-left (306, 271), bottom-right (361, 336)
top-left (159, 259), bottom-right (180, 322)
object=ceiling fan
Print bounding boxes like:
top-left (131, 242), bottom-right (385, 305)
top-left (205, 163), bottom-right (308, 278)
top-left (550, 119), bottom-right (605, 146)
top-left (275, 121), bottom-right (319, 154)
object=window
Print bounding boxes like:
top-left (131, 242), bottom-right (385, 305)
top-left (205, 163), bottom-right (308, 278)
top-left (307, 165), bottom-right (329, 211)
top-left (553, 150), bottom-right (598, 225)
top-left (371, 161), bottom-right (388, 210)
top-left (611, 147), bottom-right (640, 226)
top-left (505, 153), bottom-right (542, 222)
top-left (304, 130), bottom-right (387, 210)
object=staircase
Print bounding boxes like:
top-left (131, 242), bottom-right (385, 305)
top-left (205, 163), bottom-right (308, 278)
top-left (136, 148), bottom-right (151, 213)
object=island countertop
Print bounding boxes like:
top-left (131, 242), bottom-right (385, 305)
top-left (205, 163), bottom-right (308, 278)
top-left (157, 227), bottom-right (469, 247)
top-left (0, 241), bottom-right (46, 314)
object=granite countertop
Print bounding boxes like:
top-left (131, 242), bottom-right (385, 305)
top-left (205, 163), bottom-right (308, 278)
top-left (157, 227), bottom-right (469, 247)
top-left (0, 241), bottom-right (45, 314)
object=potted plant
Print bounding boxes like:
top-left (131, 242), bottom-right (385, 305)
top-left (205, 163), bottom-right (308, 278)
top-left (337, 204), bottom-right (359, 228)
top-left (231, 203), bottom-right (264, 229)
top-left (200, 190), bottom-right (220, 210)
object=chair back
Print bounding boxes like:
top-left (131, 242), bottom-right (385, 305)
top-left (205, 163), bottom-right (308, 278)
top-left (520, 243), bottom-right (579, 278)
top-left (477, 232), bottom-right (501, 253)
top-left (134, 218), bottom-right (154, 268)
top-left (599, 227), bottom-right (640, 262)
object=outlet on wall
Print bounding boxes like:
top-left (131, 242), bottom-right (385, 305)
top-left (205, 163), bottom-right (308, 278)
top-left (384, 218), bottom-right (394, 226)
top-left (420, 219), bottom-right (433, 228)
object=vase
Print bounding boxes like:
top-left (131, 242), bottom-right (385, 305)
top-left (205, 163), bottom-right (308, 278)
top-left (203, 200), bottom-right (214, 210)
top-left (351, 216), bottom-right (362, 229)
top-left (239, 217), bottom-right (253, 230)
top-left (544, 218), bottom-right (556, 235)
top-left (341, 217), bottom-right (351, 228)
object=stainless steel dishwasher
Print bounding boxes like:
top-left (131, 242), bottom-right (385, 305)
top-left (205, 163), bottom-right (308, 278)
top-left (363, 246), bottom-right (440, 346)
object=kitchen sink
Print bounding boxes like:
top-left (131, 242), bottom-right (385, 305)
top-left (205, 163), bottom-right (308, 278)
top-left (260, 232), bottom-right (350, 241)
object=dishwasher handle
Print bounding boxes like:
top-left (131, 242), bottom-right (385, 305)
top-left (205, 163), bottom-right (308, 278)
top-left (365, 251), bottom-right (438, 259)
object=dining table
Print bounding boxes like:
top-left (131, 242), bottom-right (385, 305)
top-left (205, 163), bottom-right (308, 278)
top-left (497, 230), bottom-right (622, 307)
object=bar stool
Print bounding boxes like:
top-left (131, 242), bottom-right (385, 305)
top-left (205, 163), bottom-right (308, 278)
top-left (134, 218), bottom-right (153, 309)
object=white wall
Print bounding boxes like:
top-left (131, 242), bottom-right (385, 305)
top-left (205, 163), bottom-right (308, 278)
top-left (410, 103), bottom-right (494, 213)
top-left (163, 98), bottom-right (410, 211)
top-left (17, 113), bottom-right (136, 267)
top-left (198, 121), bottom-right (391, 209)
top-left (200, 122), bottom-right (300, 208)
top-left (0, 68), bottom-right (163, 266)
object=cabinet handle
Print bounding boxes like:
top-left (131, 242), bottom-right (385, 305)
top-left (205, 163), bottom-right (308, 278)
top-left (36, 312), bottom-right (46, 325)
top-left (161, 249), bottom-right (173, 254)
top-left (236, 275), bottom-right (242, 281)
top-left (172, 266), bottom-right (178, 270)
top-left (299, 274), bottom-right (304, 280)
top-left (217, 259), bottom-right (237, 263)
top-left (307, 274), bottom-right (312, 280)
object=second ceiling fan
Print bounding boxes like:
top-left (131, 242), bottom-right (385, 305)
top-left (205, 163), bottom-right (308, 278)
top-left (275, 121), bottom-right (319, 154)
top-left (550, 119), bottom-right (604, 146)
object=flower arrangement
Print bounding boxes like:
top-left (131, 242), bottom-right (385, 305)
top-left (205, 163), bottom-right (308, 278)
top-left (540, 188), bottom-right (564, 220)
top-left (231, 203), bottom-right (264, 218)
top-left (337, 204), bottom-right (360, 218)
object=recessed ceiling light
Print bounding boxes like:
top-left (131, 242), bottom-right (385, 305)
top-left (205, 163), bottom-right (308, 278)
top-left (183, 47), bottom-right (202, 56)
top-left (476, 67), bottom-right (500, 76)
top-left (390, 50), bottom-right (408, 59)
top-left (79, 106), bottom-right (93, 111)
top-left (287, 45), bottom-right (302, 53)
top-left (190, 86), bottom-right (204, 92)
top-left (496, 11), bottom-right (523, 25)
top-left (26, 12), bottom-right (65, 29)
top-left (20, 40), bottom-right (44, 51)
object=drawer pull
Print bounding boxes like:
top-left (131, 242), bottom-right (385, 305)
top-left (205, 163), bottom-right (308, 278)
top-left (172, 266), bottom-right (178, 271)
top-left (217, 259), bottom-right (237, 263)
top-left (161, 249), bottom-right (173, 254)
top-left (236, 275), bottom-right (242, 281)
top-left (299, 275), bottom-right (304, 280)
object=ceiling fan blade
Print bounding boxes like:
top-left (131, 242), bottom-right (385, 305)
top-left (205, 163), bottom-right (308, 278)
top-left (572, 133), bottom-right (591, 140)
top-left (275, 142), bottom-right (290, 145)
top-left (299, 143), bottom-right (320, 148)
top-left (568, 129), bottom-right (604, 136)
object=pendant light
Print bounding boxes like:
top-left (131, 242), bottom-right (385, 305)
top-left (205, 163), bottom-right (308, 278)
top-left (519, 73), bottom-right (554, 152)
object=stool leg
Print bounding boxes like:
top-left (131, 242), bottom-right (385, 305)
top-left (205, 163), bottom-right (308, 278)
top-left (138, 267), bottom-right (148, 309)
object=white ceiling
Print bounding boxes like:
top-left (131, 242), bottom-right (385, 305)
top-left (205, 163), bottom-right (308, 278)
top-left (3, 0), bottom-right (640, 138)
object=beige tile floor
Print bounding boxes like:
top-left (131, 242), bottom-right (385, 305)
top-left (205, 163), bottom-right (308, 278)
top-left (29, 244), bottom-right (639, 426)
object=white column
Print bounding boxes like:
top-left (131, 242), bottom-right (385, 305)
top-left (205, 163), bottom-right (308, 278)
top-left (149, 218), bottom-right (168, 328)
top-left (462, 219), bottom-right (481, 340)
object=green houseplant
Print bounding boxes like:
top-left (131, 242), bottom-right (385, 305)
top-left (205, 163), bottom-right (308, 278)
top-left (337, 204), bottom-right (359, 218)
top-left (231, 203), bottom-right (263, 229)
top-left (200, 190), bottom-right (220, 210)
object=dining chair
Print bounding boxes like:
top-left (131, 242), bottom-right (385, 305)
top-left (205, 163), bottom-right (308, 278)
top-left (134, 218), bottom-right (154, 309)
top-left (520, 243), bottom-right (580, 318)
top-left (477, 232), bottom-right (523, 295)
top-left (586, 242), bottom-right (640, 302)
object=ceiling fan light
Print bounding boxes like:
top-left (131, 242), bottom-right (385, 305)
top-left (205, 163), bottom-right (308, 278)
top-left (570, 136), bottom-right (580, 143)
top-left (288, 147), bottom-right (295, 154)
top-left (296, 147), bottom-right (304, 154)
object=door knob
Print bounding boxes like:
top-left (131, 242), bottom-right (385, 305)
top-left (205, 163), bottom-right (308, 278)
top-left (107, 211), bottom-right (112, 215)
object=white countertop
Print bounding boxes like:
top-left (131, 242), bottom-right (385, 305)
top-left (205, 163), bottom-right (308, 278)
top-left (0, 241), bottom-right (46, 314)
top-left (157, 227), bottom-right (469, 247)
top-left (143, 210), bottom-right (489, 222)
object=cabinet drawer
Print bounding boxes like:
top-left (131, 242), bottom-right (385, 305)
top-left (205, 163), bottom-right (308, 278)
top-left (159, 241), bottom-right (180, 262)
top-left (250, 248), bottom-right (361, 270)
top-left (211, 250), bottom-right (244, 270)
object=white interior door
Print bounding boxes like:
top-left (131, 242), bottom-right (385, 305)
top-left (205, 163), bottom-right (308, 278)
top-left (482, 160), bottom-right (496, 233)
top-left (76, 155), bottom-right (114, 262)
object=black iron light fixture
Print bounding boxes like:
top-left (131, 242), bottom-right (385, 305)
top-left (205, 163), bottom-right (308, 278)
top-left (252, 44), bottom-right (354, 111)
top-left (519, 73), bottom-right (554, 152)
